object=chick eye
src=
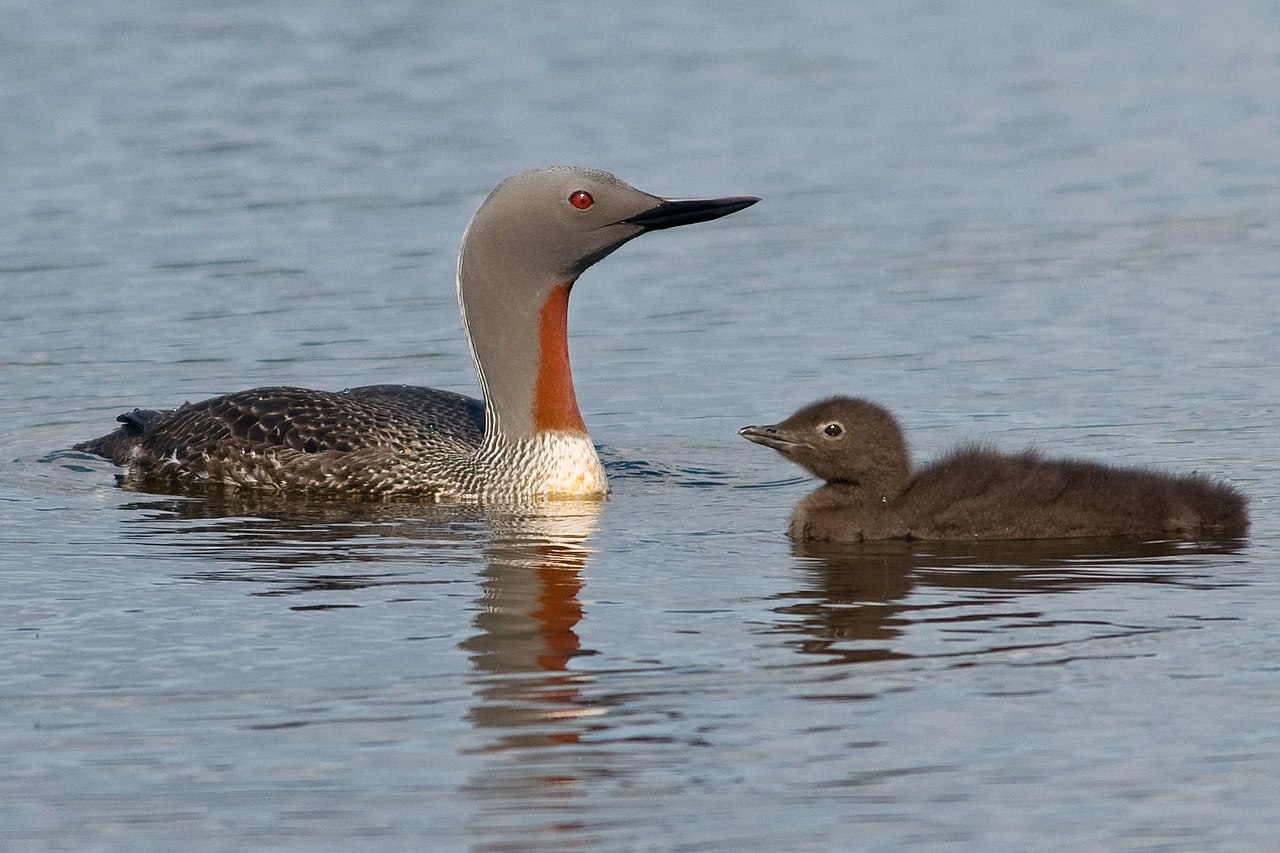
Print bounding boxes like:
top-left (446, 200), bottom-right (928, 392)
top-left (823, 422), bottom-right (843, 438)
top-left (569, 190), bottom-right (594, 210)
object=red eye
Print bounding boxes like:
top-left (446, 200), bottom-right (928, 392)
top-left (568, 190), bottom-right (594, 210)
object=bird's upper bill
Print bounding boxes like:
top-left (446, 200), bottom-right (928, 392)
top-left (738, 424), bottom-right (800, 454)
top-left (622, 195), bottom-right (759, 231)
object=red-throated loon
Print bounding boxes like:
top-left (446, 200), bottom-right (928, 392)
top-left (76, 167), bottom-right (758, 500)
top-left (740, 396), bottom-right (1248, 541)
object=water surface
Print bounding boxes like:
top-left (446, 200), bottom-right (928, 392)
top-left (4, 2), bottom-right (1280, 850)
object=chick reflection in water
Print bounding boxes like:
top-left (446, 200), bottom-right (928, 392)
top-left (741, 397), bottom-right (1248, 543)
top-left (776, 537), bottom-right (1244, 666)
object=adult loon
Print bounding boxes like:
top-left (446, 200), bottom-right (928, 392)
top-left (77, 167), bottom-right (757, 500)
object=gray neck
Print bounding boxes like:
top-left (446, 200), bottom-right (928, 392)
top-left (457, 229), bottom-right (572, 443)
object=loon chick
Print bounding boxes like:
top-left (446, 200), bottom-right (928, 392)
top-left (740, 396), bottom-right (1249, 542)
top-left (76, 167), bottom-right (757, 500)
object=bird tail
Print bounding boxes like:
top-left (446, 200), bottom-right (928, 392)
top-left (73, 409), bottom-right (167, 465)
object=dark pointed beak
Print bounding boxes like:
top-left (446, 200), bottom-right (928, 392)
top-left (622, 195), bottom-right (759, 232)
top-left (739, 424), bottom-right (796, 453)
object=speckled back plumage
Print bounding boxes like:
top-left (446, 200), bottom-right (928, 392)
top-left (76, 385), bottom-right (487, 497)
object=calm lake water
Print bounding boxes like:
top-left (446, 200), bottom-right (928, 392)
top-left (4, 1), bottom-right (1280, 850)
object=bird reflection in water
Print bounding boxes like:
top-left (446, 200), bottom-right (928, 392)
top-left (112, 488), bottom-right (606, 841)
top-left (459, 502), bottom-right (603, 749)
top-left (458, 502), bottom-right (608, 845)
top-left (772, 537), bottom-right (1248, 666)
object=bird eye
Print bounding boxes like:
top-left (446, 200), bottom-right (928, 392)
top-left (823, 422), bottom-right (843, 438)
top-left (569, 190), bottom-right (594, 210)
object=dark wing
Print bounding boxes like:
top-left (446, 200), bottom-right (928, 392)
top-left (75, 385), bottom-right (485, 467)
top-left (341, 384), bottom-right (485, 445)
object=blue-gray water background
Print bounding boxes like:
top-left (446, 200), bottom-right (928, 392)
top-left (4, 2), bottom-right (1280, 850)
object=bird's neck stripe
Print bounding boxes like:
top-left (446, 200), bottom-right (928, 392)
top-left (533, 282), bottom-right (587, 434)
